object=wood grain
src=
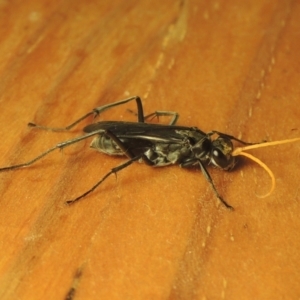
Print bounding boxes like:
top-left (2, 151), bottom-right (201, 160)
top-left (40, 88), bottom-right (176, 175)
top-left (0, 0), bottom-right (300, 299)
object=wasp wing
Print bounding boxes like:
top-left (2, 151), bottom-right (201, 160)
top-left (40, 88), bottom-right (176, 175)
top-left (84, 121), bottom-right (206, 144)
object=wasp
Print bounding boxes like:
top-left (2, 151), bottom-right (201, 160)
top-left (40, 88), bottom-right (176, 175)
top-left (1, 96), bottom-right (298, 209)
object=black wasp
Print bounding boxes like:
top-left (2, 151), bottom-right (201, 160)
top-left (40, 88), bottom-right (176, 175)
top-left (0, 96), bottom-right (255, 210)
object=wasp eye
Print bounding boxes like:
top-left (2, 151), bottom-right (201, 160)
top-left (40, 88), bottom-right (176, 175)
top-left (211, 137), bottom-right (235, 170)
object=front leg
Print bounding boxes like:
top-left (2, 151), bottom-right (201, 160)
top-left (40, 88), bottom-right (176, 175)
top-left (180, 158), bottom-right (233, 210)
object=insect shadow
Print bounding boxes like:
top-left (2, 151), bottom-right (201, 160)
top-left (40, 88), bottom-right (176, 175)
top-left (0, 96), bottom-right (278, 210)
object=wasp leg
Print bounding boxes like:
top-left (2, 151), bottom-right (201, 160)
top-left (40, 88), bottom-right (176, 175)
top-left (28, 96), bottom-right (145, 131)
top-left (67, 147), bottom-right (156, 204)
top-left (66, 154), bottom-right (146, 204)
top-left (67, 130), bottom-right (156, 204)
top-left (197, 160), bottom-right (234, 210)
top-left (66, 151), bottom-right (154, 204)
top-left (0, 129), bottom-right (106, 172)
top-left (127, 109), bottom-right (179, 125)
top-left (143, 111), bottom-right (179, 126)
top-left (180, 158), bottom-right (233, 210)
top-left (101, 129), bottom-right (153, 166)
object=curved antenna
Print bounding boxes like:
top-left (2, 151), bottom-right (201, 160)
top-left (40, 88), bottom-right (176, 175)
top-left (232, 137), bottom-right (300, 198)
top-left (233, 151), bottom-right (275, 198)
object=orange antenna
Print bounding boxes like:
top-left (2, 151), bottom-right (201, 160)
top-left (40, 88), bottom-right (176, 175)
top-left (232, 137), bottom-right (300, 197)
top-left (233, 137), bottom-right (300, 154)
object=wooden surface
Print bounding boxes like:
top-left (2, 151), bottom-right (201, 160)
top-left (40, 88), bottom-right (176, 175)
top-left (0, 0), bottom-right (300, 299)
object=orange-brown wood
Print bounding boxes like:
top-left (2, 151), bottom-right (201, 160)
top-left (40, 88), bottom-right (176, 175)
top-left (0, 0), bottom-right (300, 299)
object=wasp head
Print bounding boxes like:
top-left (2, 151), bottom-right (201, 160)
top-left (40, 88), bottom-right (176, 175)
top-left (210, 137), bottom-right (235, 170)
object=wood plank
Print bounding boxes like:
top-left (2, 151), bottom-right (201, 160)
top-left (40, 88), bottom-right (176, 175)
top-left (0, 0), bottom-right (299, 299)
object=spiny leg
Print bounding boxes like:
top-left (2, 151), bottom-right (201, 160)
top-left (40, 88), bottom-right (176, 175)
top-left (66, 155), bottom-right (144, 204)
top-left (65, 129), bottom-right (155, 203)
top-left (127, 109), bottom-right (179, 125)
top-left (67, 137), bottom-right (157, 204)
top-left (93, 96), bottom-right (145, 122)
top-left (66, 130), bottom-right (154, 204)
top-left (0, 129), bottom-right (106, 172)
top-left (143, 111), bottom-right (179, 126)
top-left (99, 129), bottom-right (152, 167)
top-left (66, 130), bottom-right (157, 204)
top-left (28, 96), bottom-right (145, 131)
top-left (197, 160), bottom-right (233, 210)
top-left (180, 158), bottom-right (233, 210)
